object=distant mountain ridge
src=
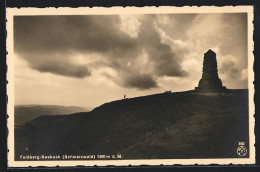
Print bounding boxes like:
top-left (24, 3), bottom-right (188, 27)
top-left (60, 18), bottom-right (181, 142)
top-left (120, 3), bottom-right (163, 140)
top-left (15, 90), bottom-right (249, 159)
top-left (15, 105), bottom-right (87, 127)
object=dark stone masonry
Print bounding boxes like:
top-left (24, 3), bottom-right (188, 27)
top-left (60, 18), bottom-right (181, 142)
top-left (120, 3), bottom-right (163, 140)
top-left (195, 49), bottom-right (227, 92)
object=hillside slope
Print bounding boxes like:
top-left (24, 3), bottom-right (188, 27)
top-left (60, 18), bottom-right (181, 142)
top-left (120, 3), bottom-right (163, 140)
top-left (15, 105), bottom-right (87, 127)
top-left (15, 90), bottom-right (249, 159)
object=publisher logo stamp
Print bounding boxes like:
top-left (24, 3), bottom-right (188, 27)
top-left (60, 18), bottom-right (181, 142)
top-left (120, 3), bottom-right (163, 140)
top-left (237, 142), bottom-right (247, 157)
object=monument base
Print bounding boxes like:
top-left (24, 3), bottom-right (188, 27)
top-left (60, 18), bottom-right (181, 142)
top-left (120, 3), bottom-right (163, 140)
top-left (194, 86), bottom-right (227, 93)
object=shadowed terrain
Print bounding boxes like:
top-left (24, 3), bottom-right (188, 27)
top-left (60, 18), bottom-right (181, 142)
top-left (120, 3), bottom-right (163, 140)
top-left (15, 90), bottom-right (249, 160)
top-left (15, 105), bottom-right (87, 127)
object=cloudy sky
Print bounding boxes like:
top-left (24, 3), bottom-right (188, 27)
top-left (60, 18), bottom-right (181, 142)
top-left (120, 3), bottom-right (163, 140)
top-left (14, 13), bottom-right (248, 109)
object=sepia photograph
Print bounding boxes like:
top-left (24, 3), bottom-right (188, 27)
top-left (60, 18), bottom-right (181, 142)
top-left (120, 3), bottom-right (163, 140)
top-left (6, 6), bottom-right (255, 166)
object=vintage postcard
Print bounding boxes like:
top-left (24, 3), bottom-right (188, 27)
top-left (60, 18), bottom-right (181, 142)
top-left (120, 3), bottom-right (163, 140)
top-left (6, 6), bottom-right (255, 167)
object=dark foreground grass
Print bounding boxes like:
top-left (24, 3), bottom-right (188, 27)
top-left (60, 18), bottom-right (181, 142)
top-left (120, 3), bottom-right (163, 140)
top-left (15, 90), bottom-right (249, 160)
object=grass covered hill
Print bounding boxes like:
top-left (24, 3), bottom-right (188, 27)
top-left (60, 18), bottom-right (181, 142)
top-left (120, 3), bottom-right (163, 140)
top-left (15, 90), bottom-right (249, 159)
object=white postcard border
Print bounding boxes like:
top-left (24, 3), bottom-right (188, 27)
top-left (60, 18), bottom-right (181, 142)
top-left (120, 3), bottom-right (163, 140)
top-left (6, 6), bottom-right (255, 167)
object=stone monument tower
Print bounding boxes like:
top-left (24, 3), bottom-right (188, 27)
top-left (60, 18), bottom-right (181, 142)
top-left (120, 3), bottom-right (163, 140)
top-left (195, 49), bottom-right (227, 92)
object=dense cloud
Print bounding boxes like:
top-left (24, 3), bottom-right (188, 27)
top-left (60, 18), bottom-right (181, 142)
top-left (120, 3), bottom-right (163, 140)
top-left (14, 16), bottom-right (137, 54)
top-left (123, 73), bottom-right (158, 89)
top-left (32, 61), bottom-right (91, 78)
top-left (220, 61), bottom-right (240, 79)
top-left (14, 15), bottom-right (187, 89)
top-left (14, 13), bottom-right (248, 90)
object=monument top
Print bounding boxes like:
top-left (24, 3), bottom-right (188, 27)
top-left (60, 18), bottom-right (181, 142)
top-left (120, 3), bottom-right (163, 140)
top-left (204, 49), bottom-right (216, 56)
